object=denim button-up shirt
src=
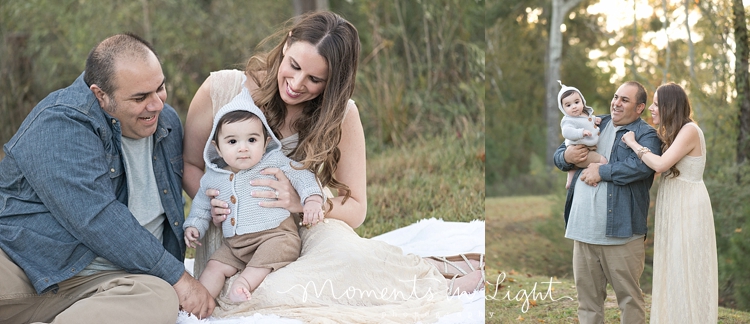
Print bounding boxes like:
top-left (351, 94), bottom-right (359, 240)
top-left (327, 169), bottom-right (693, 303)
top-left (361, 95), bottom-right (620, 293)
top-left (0, 73), bottom-right (186, 294)
top-left (554, 115), bottom-right (662, 238)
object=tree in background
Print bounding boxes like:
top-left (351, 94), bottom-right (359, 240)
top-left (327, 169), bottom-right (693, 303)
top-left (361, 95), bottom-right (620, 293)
top-left (545, 0), bottom-right (582, 166)
top-left (733, 0), bottom-right (750, 167)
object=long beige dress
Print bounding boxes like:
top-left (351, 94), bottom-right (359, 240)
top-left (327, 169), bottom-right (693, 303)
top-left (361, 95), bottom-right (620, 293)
top-left (193, 70), bottom-right (461, 323)
top-left (650, 123), bottom-right (718, 323)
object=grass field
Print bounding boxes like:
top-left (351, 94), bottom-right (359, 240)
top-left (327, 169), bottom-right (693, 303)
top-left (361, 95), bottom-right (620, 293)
top-left (485, 196), bottom-right (750, 323)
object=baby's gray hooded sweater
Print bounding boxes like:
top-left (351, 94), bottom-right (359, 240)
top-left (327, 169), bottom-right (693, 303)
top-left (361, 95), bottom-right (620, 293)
top-left (184, 88), bottom-right (322, 238)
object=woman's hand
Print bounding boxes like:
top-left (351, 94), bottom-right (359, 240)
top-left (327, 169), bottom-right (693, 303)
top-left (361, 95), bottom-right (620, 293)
top-left (252, 167), bottom-right (303, 213)
top-left (621, 131), bottom-right (637, 148)
top-left (206, 188), bottom-right (229, 226)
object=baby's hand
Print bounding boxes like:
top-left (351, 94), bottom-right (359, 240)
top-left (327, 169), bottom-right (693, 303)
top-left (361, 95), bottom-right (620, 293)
top-left (301, 199), bottom-right (325, 227)
top-left (184, 227), bottom-right (202, 249)
top-left (583, 130), bottom-right (592, 137)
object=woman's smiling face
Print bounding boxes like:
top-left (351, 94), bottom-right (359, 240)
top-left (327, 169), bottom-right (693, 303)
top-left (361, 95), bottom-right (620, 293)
top-left (277, 41), bottom-right (329, 109)
top-left (649, 91), bottom-right (660, 125)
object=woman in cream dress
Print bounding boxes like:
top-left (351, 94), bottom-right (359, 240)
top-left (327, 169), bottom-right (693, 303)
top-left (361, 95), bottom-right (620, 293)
top-left (622, 83), bottom-right (718, 323)
top-left (182, 12), bottom-right (483, 323)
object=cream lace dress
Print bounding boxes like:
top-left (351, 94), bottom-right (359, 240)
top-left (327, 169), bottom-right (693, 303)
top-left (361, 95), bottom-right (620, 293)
top-left (193, 70), bottom-right (461, 323)
top-left (649, 123), bottom-right (718, 323)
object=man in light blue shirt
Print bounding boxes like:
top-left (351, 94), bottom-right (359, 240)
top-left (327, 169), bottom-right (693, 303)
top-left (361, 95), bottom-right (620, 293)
top-left (554, 81), bottom-right (662, 324)
top-left (0, 33), bottom-right (214, 322)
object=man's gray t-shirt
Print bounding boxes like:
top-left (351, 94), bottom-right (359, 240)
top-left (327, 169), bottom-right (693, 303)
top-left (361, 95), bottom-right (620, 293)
top-left (78, 135), bottom-right (166, 275)
top-left (565, 123), bottom-right (644, 245)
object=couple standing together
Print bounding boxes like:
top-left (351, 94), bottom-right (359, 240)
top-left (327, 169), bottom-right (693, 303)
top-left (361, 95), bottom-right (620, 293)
top-left (0, 11), bottom-right (484, 324)
top-left (555, 81), bottom-right (719, 323)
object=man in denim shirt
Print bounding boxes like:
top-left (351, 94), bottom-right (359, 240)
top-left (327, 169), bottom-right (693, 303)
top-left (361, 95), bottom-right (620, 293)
top-left (554, 81), bottom-right (662, 324)
top-left (0, 34), bottom-right (214, 322)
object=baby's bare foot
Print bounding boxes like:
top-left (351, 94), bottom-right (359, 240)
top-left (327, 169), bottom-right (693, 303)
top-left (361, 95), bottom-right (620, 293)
top-left (228, 276), bottom-right (253, 303)
top-left (228, 286), bottom-right (252, 303)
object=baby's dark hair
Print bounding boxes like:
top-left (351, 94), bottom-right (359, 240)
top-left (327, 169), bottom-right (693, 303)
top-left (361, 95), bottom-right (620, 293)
top-left (560, 89), bottom-right (578, 103)
top-left (213, 111), bottom-right (269, 144)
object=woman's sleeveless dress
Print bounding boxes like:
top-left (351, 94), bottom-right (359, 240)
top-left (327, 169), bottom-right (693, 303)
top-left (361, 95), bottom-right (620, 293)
top-left (649, 123), bottom-right (718, 323)
top-left (194, 70), bottom-right (461, 323)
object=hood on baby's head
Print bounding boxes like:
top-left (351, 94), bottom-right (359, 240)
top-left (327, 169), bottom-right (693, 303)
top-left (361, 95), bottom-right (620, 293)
top-left (204, 88), bottom-right (282, 168)
top-left (557, 80), bottom-right (594, 117)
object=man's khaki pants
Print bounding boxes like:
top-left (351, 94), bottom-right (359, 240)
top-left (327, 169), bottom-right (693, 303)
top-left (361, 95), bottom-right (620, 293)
top-left (0, 248), bottom-right (179, 324)
top-left (573, 239), bottom-right (646, 324)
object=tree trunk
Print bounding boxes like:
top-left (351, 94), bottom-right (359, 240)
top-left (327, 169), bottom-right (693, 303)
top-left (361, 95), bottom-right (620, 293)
top-left (141, 0), bottom-right (152, 44)
top-left (684, 0), bottom-right (701, 121)
top-left (733, 0), bottom-right (750, 165)
top-left (629, 1), bottom-right (640, 80)
top-left (685, 0), bottom-right (696, 82)
top-left (545, 0), bottom-right (582, 166)
top-left (662, 0), bottom-right (670, 84)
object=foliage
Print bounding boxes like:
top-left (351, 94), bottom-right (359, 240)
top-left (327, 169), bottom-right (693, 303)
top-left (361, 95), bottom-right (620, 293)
top-left (486, 0), bottom-right (547, 193)
top-left (707, 164), bottom-right (750, 311)
top-left (487, 0), bottom-right (743, 191)
top-left (486, 0), bottom-right (608, 196)
top-left (1, 0), bottom-right (483, 156)
top-left (351, 0), bottom-right (485, 152)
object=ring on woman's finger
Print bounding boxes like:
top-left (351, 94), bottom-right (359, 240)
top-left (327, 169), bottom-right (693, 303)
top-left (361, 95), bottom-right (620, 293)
top-left (274, 190), bottom-right (279, 199)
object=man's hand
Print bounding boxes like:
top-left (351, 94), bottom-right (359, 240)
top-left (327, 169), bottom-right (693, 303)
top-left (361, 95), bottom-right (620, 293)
top-left (579, 163), bottom-right (602, 186)
top-left (564, 144), bottom-right (589, 165)
top-left (173, 271), bottom-right (215, 319)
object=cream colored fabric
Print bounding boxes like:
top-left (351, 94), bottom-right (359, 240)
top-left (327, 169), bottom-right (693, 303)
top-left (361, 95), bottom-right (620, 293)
top-left (650, 123), bottom-right (718, 324)
top-left (195, 69), bottom-right (461, 323)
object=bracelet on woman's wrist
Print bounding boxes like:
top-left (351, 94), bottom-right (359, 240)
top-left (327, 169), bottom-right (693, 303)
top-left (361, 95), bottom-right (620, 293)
top-left (637, 146), bottom-right (651, 159)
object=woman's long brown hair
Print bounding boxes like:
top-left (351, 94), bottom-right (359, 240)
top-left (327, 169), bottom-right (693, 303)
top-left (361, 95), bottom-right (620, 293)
top-left (655, 83), bottom-right (694, 178)
top-left (245, 11), bottom-right (360, 210)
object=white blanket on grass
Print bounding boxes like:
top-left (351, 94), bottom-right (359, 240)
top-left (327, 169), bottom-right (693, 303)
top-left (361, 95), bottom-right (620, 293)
top-left (177, 218), bottom-right (485, 324)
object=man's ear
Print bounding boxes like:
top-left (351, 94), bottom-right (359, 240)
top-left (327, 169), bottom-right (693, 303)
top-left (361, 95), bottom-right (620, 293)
top-left (636, 102), bottom-right (646, 115)
top-left (90, 84), bottom-right (110, 109)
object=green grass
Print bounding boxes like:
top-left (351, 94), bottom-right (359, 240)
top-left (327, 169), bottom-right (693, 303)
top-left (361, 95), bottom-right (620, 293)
top-left (184, 130), bottom-right (485, 257)
top-left (485, 195), bottom-right (572, 278)
top-left (358, 130), bottom-right (485, 238)
top-left (485, 195), bottom-right (750, 323)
